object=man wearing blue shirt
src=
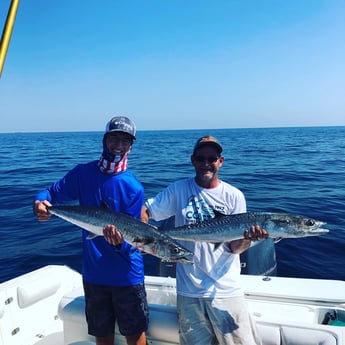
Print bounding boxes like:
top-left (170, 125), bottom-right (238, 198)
top-left (33, 116), bottom-right (148, 345)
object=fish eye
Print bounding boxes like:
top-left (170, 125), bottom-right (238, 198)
top-left (169, 245), bottom-right (180, 254)
top-left (306, 219), bottom-right (315, 226)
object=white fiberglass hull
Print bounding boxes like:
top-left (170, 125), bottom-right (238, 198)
top-left (0, 265), bottom-right (344, 345)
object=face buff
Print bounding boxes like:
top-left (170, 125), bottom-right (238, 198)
top-left (98, 136), bottom-right (131, 175)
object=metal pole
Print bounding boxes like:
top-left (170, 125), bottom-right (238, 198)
top-left (0, 0), bottom-right (20, 77)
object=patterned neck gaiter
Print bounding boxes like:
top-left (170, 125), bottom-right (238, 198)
top-left (98, 135), bottom-right (130, 175)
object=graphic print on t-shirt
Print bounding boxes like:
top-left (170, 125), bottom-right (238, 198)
top-left (182, 195), bottom-right (214, 225)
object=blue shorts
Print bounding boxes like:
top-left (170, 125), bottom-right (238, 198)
top-left (83, 280), bottom-right (149, 337)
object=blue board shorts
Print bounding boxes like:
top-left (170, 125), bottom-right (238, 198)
top-left (83, 280), bottom-right (149, 337)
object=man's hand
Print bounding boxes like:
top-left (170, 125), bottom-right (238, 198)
top-left (103, 224), bottom-right (124, 247)
top-left (33, 200), bottom-right (52, 221)
top-left (244, 225), bottom-right (269, 242)
top-left (229, 225), bottom-right (269, 254)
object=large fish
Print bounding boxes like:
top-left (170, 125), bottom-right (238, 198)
top-left (163, 212), bottom-right (329, 243)
top-left (48, 205), bottom-right (193, 263)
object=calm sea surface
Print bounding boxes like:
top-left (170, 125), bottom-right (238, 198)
top-left (0, 127), bottom-right (344, 283)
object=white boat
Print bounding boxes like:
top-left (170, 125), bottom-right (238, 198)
top-left (1, 265), bottom-right (345, 345)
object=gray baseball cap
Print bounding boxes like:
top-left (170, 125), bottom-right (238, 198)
top-left (104, 116), bottom-right (136, 139)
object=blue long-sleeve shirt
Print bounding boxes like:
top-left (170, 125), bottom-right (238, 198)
top-left (35, 160), bottom-right (145, 286)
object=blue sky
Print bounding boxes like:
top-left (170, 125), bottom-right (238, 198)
top-left (1, 0), bottom-right (344, 133)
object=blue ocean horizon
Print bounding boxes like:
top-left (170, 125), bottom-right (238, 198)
top-left (0, 126), bottom-right (344, 283)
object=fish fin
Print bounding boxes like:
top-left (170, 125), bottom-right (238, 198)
top-left (213, 210), bottom-right (227, 218)
top-left (86, 233), bottom-right (100, 240)
top-left (274, 237), bottom-right (283, 244)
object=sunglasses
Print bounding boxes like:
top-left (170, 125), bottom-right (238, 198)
top-left (194, 155), bottom-right (220, 164)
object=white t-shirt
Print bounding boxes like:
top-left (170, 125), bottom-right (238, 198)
top-left (145, 177), bottom-right (247, 298)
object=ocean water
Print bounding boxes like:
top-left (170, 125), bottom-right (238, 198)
top-left (0, 126), bottom-right (344, 283)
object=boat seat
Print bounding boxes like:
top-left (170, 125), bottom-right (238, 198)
top-left (257, 322), bottom-right (338, 345)
top-left (59, 289), bottom-right (342, 345)
top-left (281, 325), bottom-right (337, 345)
top-left (17, 275), bottom-right (61, 308)
top-left (257, 324), bottom-right (281, 345)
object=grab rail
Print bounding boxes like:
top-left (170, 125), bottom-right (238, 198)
top-left (0, 0), bottom-right (20, 77)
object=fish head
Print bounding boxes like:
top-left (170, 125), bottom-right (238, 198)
top-left (150, 239), bottom-right (194, 264)
top-left (165, 243), bottom-right (194, 264)
top-left (269, 213), bottom-right (329, 238)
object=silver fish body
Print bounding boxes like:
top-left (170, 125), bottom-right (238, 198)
top-left (163, 212), bottom-right (329, 243)
top-left (48, 205), bottom-right (193, 263)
